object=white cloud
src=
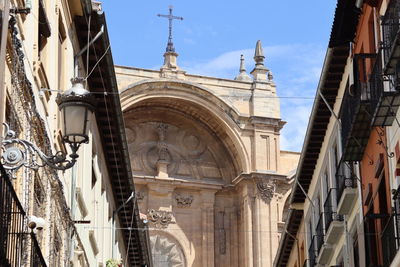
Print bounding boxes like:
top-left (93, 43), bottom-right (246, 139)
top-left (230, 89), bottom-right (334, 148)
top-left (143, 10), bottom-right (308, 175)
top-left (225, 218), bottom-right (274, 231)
top-left (181, 43), bottom-right (325, 152)
top-left (183, 38), bottom-right (196, 45)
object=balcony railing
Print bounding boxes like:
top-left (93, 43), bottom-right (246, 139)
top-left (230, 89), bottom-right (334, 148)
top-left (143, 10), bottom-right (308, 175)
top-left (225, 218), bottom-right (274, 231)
top-left (369, 50), bottom-right (400, 127)
top-left (315, 214), bottom-right (324, 256)
top-left (336, 160), bottom-right (356, 206)
top-left (382, 0), bottom-right (400, 74)
top-left (31, 233), bottom-right (46, 267)
top-left (0, 163), bottom-right (47, 267)
top-left (341, 53), bottom-right (375, 161)
top-left (308, 235), bottom-right (317, 267)
top-left (0, 164), bottom-right (26, 266)
top-left (323, 188), bottom-right (343, 232)
top-left (393, 184), bottom-right (400, 247)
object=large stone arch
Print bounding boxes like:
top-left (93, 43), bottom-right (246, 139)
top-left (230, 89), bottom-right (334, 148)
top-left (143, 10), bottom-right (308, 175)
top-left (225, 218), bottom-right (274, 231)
top-left (120, 80), bottom-right (250, 178)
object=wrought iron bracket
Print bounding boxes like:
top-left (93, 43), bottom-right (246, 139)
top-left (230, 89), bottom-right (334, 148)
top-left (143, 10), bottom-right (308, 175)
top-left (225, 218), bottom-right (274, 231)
top-left (1, 123), bottom-right (79, 174)
top-left (376, 127), bottom-right (395, 158)
top-left (9, 8), bottom-right (31, 14)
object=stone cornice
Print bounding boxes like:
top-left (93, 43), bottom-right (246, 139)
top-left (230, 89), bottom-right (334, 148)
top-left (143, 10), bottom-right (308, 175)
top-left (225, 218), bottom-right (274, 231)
top-left (232, 171), bottom-right (293, 202)
top-left (231, 171), bottom-right (288, 186)
top-left (248, 116), bottom-right (286, 130)
top-left (133, 175), bottom-right (224, 190)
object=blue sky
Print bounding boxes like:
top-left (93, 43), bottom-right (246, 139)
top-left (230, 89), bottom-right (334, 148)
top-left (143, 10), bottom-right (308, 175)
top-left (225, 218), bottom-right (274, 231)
top-left (102, 1), bottom-right (337, 152)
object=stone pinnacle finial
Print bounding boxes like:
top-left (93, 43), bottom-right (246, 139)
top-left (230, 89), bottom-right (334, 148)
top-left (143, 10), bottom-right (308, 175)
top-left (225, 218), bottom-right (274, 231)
top-left (235, 54), bottom-right (252, 81)
top-left (254, 40), bottom-right (265, 67)
top-left (240, 54), bottom-right (246, 72)
top-left (268, 71), bottom-right (274, 81)
top-left (251, 40), bottom-right (268, 81)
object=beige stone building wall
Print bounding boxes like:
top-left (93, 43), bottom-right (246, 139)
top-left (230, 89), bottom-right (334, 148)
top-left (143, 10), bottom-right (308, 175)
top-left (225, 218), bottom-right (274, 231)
top-left (116, 42), bottom-right (299, 266)
top-left (1, 1), bottom-right (135, 266)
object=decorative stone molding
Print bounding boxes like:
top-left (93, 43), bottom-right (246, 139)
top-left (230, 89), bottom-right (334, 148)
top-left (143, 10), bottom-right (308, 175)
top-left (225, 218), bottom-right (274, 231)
top-left (157, 123), bottom-right (169, 161)
top-left (274, 192), bottom-right (284, 200)
top-left (147, 209), bottom-right (173, 228)
top-left (135, 191), bottom-right (145, 202)
top-left (256, 179), bottom-right (276, 202)
top-left (125, 121), bottom-right (228, 179)
top-left (175, 193), bottom-right (193, 207)
top-left (150, 234), bottom-right (185, 267)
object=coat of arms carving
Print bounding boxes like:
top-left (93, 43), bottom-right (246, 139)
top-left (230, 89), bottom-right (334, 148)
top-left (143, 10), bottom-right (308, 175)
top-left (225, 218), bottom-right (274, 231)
top-left (256, 179), bottom-right (276, 202)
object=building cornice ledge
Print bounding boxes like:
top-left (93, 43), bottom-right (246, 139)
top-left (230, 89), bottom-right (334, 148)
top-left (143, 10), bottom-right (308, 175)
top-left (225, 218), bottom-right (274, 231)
top-left (232, 171), bottom-right (288, 185)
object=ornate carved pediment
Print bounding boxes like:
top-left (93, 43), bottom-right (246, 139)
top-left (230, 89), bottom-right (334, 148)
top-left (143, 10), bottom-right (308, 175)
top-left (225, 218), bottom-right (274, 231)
top-left (135, 191), bottom-right (145, 202)
top-left (174, 193), bottom-right (193, 208)
top-left (125, 121), bottom-right (233, 180)
top-left (256, 179), bottom-right (276, 202)
top-left (147, 209), bottom-right (173, 228)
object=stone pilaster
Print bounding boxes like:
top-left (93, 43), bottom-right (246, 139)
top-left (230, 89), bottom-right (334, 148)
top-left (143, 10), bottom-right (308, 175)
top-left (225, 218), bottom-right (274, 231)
top-left (201, 191), bottom-right (216, 267)
top-left (253, 178), bottom-right (276, 267)
top-left (228, 207), bottom-right (239, 267)
top-left (242, 185), bottom-right (254, 267)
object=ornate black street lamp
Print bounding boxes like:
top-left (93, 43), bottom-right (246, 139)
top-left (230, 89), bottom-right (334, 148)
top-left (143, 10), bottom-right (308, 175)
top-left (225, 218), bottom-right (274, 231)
top-left (1, 77), bottom-right (95, 172)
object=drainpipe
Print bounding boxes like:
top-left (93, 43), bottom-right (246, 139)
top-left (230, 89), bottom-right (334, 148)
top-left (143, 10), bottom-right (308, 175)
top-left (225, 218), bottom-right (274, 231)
top-left (73, 25), bottom-right (104, 78)
top-left (285, 229), bottom-right (302, 266)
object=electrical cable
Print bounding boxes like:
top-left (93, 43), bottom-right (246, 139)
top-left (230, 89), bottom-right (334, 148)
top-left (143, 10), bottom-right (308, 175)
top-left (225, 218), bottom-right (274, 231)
top-left (85, 44), bottom-right (110, 80)
top-left (125, 200), bottom-right (136, 265)
top-left (85, 15), bottom-right (91, 89)
top-left (38, 88), bottom-right (342, 100)
top-left (80, 225), bottom-right (395, 236)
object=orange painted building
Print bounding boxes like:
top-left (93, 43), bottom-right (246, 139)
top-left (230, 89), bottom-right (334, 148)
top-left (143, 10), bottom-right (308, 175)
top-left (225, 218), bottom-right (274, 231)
top-left (275, 0), bottom-right (400, 266)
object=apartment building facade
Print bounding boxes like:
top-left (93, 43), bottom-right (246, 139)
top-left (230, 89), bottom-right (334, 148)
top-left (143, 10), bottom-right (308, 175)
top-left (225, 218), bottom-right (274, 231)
top-left (0, 0), bottom-right (151, 266)
top-left (274, 0), bottom-right (400, 266)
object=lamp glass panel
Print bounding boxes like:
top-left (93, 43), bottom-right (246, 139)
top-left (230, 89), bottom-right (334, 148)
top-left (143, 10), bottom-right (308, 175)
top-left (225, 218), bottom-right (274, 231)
top-left (83, 110), bottom-right (93, 136)
top-left (62, 105), bottom-right (86, 142)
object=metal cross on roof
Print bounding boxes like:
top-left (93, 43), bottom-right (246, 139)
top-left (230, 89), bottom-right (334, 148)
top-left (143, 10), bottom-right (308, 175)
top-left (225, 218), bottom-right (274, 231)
top-left (157, 5), bottom-right (183, 53)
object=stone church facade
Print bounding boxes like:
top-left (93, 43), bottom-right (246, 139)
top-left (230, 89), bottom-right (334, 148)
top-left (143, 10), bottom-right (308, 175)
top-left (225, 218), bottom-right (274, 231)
top-left (115, 41), bottom-right (299, 267)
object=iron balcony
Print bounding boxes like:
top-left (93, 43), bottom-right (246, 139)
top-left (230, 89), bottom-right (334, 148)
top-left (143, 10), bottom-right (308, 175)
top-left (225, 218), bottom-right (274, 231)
top-left (335, 159), bottom-right (358, 216)
top-left (340, 53), bottom-right (375, 161)
top-left (0, 163), bottom-right (47, 267)
top-left (308, 235), bottom-right (317, 267)
top-left (341, 51), bottom-right (400, 162)
top-left (369, 50), bottom-right (400, 127)
top-left (382, 0), bottom-right (400, 75)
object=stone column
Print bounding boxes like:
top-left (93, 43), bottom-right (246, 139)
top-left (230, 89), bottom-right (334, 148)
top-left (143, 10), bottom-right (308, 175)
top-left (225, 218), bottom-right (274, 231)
top-left (201, 191), bottom-right (216, 267)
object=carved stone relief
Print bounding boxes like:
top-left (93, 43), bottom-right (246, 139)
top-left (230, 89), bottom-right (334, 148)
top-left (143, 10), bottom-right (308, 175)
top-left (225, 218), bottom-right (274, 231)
top-left (125, 122), bottom-right (233, 180)
top-left (174, 193), bottom-right (193, 208)
top-left (147, 209), bottom-right (173, 228)
top-left (256, 179), bottom-right (276, 202)
top-left (156, 123), bottom-right (169, 162)
top-left (135, 191), bottom-right (145, 202)
top-left (150, 234), bottom-right (185, 267)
